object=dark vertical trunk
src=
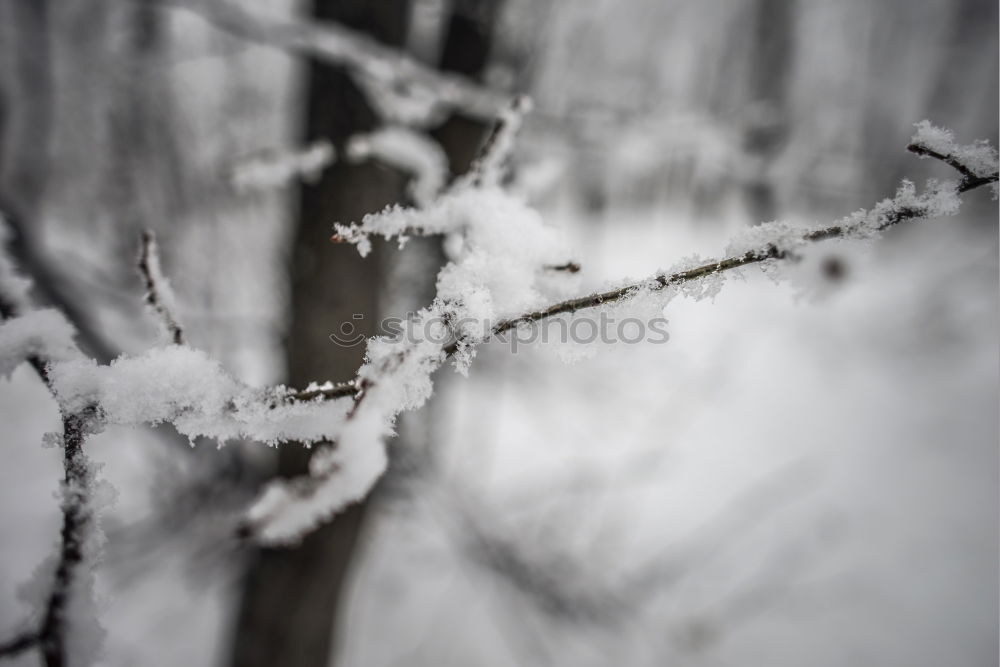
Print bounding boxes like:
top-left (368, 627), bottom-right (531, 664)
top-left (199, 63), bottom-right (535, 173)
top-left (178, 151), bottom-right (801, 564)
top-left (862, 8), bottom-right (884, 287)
top-left (0, 0), bottom-right (52, 225)
top-left (228, 2), bottom-right (411, 667)
top-left (742, 0), bottom-right (794, 224)
top-left (431, 0), bottom-right (504, 178)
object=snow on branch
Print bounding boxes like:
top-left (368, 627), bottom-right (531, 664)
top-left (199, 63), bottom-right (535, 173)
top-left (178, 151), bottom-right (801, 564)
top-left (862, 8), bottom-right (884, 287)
top-left (155, 0), bottom-right (511, 124)
top-left (0, 257), bottom-right (105, 666)
top-left (228, 140), bottom-right (335, 193)
top-left (242, 124), bottom-right (997, 543)
top-left (1, 122), bottom-right (996, 551)
top-left (908, 120), bottom-right (1000, 195)
top-left (346, 127), bottom-right (447, 207)
top-left (468, 95), bottom-right (533, 188)
top-left (138, 231), bottom-right (185, 346)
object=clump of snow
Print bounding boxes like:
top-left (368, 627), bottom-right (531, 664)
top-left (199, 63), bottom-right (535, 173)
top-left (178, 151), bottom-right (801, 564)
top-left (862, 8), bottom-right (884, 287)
top-left (248, 399), bottom-right (391, 544)
top-left (911, 121), bottom-right (999, 178)
top-left (47, 346), bottom-right (353, 446)
top-left (0, 309), bottom-right (81, 378)
top-left (346, 126), bottom-right (447, 207)
top-left (229, 141), bottom-right (335, 192)
top-left (336, 185), bottom-right (570, 321)
top-left (725, 221), bottom-right (807, 259)
top-left (839, 178), bottom-right (962, 240)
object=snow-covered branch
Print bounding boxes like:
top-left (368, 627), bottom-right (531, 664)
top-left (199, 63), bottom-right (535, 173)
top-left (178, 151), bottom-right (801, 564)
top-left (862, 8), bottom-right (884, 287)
top-left (1, 122), bottom-right (995, 549)
top-left (243, 122), bottom-right (997, 542)
top-left (152, 0), bottom-right (511, 124)
top-left (228, 141), bottom-right (335, 193)
top-left (907, 120), bottom-right (1000, 195)
top-left (0, 293), bottom-right (103, 667)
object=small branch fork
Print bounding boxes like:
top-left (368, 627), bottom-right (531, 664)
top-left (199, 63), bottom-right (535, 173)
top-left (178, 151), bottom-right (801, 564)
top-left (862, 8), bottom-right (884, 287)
top-left (905, 143), bottom-right (997, 192)
top-left (288, 141), bottom-right (998, 404)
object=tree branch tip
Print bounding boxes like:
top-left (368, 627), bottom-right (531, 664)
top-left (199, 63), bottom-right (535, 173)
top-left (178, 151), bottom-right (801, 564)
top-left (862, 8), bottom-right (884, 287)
top-left (545, 261), bottom-right (581, 273)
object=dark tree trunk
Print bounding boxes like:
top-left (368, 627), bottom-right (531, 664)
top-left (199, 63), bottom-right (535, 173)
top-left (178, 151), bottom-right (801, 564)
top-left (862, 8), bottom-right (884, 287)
top-left (742, 0), bottom-right (795, 224)
top-left (228, 2), bottom-right (411, 666)
top-left (431, 0), bottom-right (504, 178)
top-left (228, 0), bottom-right (507, 663)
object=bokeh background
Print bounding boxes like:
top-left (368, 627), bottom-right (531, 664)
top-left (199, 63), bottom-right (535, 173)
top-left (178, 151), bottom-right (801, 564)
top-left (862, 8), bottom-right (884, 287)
top-left (0, 1), bottom-right (997, 665)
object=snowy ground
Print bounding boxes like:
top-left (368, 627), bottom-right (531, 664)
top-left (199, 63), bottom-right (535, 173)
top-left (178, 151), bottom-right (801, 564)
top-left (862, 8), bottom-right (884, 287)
top-left (1, 202), bottom-right (997, 666)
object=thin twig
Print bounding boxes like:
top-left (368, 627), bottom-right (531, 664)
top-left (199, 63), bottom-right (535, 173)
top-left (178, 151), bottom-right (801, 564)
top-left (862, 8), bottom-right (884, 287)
top-left (544, 261), bottom-right (581, 274)
top-left (289, 147), bottom-right (998, 402)
top-left (906, 143), bottom-right (997, 192)
top-left (138, 230), bottom-right (184, 345)
top-left (0, 199), bottom-right (117, 363)
top-left (0, 630), bottom-right (39, 659)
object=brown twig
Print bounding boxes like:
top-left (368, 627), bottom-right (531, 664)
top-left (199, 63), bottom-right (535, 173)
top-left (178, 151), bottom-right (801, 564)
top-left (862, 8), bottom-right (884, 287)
top-left (0, 630), bottom-right (39, 659)
top-left (138, 230), bottom-right (184, 345)
top-left (906, 143), bottom-right (998, 192)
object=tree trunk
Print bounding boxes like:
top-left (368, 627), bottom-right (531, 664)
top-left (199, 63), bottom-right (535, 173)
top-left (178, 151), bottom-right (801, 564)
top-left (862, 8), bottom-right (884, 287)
top-left (228, 2), bottom-right (411, 666)
top-left (742, 0), bottom-right (794, 224)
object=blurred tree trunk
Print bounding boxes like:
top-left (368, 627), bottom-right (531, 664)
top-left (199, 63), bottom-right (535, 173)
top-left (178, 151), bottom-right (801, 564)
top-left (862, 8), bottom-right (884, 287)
top-left (0, 0), bottom-right (52, 224)
top-left (431, 0), bottom-right (504, 179)
top-left (228, 2), bottom-right (411, 666)
top-left (229, 1), bottom-right (505, 664)
top-left (742, 0), bottom-right (795, 224)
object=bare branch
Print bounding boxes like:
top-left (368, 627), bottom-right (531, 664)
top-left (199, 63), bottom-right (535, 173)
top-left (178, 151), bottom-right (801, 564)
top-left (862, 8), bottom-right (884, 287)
top-left (906, 143), bottom-right (998, 192)
top-left (469, 95), bottom-right (533, 186)
top-left (0, 201), bottom-right (117, 364)
top-left (147, 0), bottom-right (510, 122)
top-left (0, 630), bottom-right (39, 659)
top-left (138, 230), bottom-right (184, 345)
top-left (544, 261), bottom-right (582, 274)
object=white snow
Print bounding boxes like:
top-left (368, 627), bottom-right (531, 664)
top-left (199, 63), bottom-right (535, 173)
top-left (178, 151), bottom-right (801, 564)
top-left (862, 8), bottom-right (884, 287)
top-left (229, 141), bottom-right (335, 192)
top-left (346, 126), bottom-right (448, 207)
top-left (911, 120), bottom-right (1000, 178)
top-left (47, 346), bottom-right (353, 447)
top-left (0, 309), bottom-right (81, 379)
